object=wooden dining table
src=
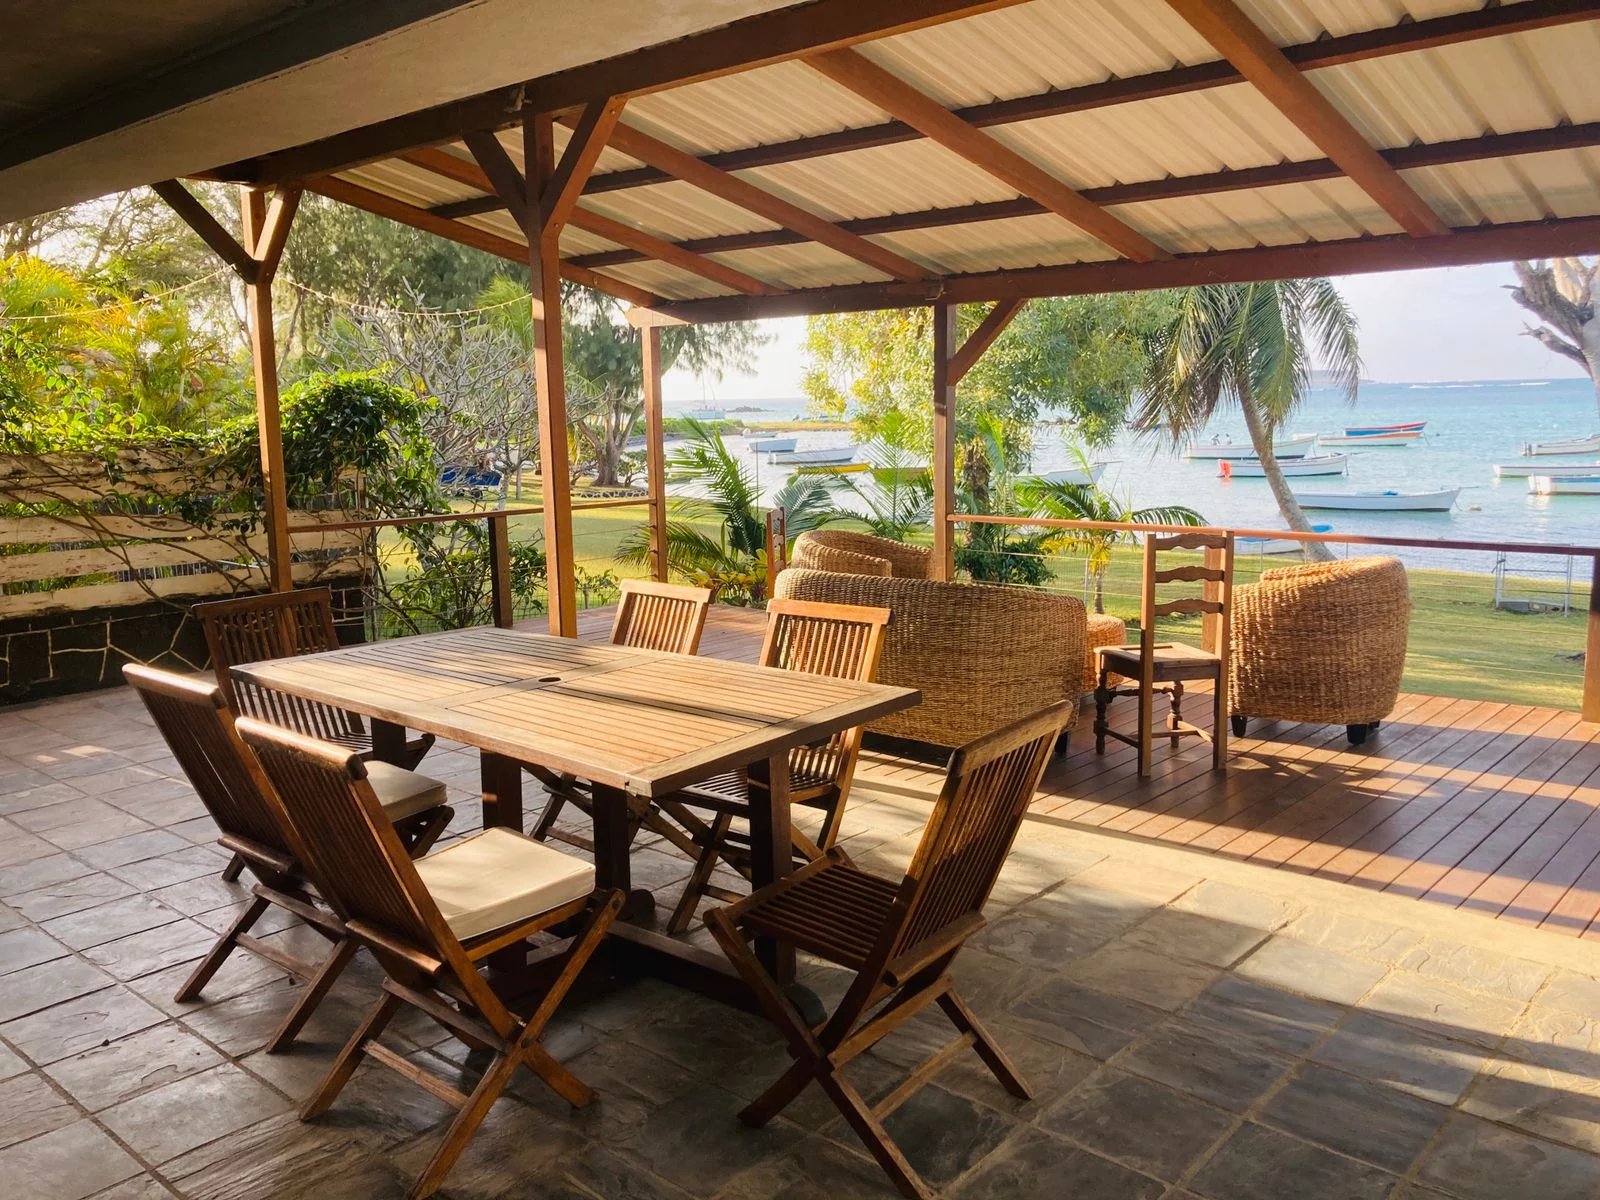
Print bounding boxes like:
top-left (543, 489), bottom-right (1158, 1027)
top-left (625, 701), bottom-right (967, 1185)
top-left (231, 626), bottom-right (919, 999)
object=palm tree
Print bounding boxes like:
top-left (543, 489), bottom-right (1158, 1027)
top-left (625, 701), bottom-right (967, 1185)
top-left (1140, 280), bottom-right (1360, 562)
top-left (825, 411), bottom-right (933, 541)
top-left (616, 420), bottom-right (837, 598)
top-left (1019, 450), bottom-right (1204, 613)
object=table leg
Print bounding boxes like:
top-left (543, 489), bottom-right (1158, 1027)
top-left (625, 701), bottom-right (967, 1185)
top-left (479, 752), bottom-right (523, 832)
top-left (369, 719), bottom-right (407, 766)
top-left (747, 753), bottom-right (796, 984)
top-left (591, 784), bottom-right (654, 920)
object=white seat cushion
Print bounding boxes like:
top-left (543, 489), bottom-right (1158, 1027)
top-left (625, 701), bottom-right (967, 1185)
top-left (365, 761), bottom-right (449, 824)
top-left (415, 828), bottom-right (595, 940)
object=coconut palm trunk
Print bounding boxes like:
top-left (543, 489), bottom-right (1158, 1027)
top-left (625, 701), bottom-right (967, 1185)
top-left (1237, 386), bottom-right (1333, 562)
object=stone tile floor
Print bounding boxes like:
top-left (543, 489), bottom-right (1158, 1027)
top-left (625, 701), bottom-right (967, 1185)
top-left (2, 684), bottom-right (1600, 1199)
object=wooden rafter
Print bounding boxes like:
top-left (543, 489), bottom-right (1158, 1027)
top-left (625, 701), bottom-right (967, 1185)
top-left (566, 121), bottom-right (1600, 272)
top-left (302, 175), bottom-right (662, 307)
top-left (629, 215), bottom-right (1600, 324)
top-left (224, 0), bottom-right (1035, 185)
top-left (566, 208), bottom-right (776, 296)
top-left (1166, 0), bottom-right (1447, 238)
top-left (600, 120), bottom-right (927, 282)
top-left (539, 98), bottom-right (626, 233)
top-left (807, 48), bottom-right (1167, 262)
top-left (577, 1), bottom-right (1600, 196)
top-left (948, 299), bottom-right (1023, 384)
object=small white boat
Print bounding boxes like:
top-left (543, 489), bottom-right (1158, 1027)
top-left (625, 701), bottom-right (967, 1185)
top-left (746, 437), bottom-right (796, 453)
top-left (1344, 421), bottom-right (1425, 436)
top-left (1521, 433), bottom-right (1600, 456)
top-left (684, 408), bottom-right (726, 421)
top-left (768, 446), bottom-right (855, 466)
top-left (1493, 461), bottom-right (1600, 479)
top-left (1317, 430), bottom-right (1421, 447)
top-left (1185, 433), bottom-right (1316, 460)
top-left (1219, 453), bottom-right (1348, 478)
top-left (1295, 487), bottom-right (1461, 512)
top-left (1238, 524), bottom-right (1334, 555)
top-left (1529, 474), bottom-right (1600, 495)
top-left (1034, 463), bottom-right (1109, 487)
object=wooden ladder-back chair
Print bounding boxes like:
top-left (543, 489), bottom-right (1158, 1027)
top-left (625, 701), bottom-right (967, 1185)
top-left (1093, 531), bottom-right (1235, 777)
top-left (662, 597), bottom-right (891, 934)
top-left (122, 665), bottom-right (449, 1053)
top-left (529, 578), bottom-right (713, 846)
top-left (705, 703), bottom-right (1071, 1200)
top-left (235, 717), bottom-right (624, 1200)
top-left (197, 587), bottom-right (436, 768)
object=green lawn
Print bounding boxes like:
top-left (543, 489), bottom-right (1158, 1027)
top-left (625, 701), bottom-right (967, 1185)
top-left (381, 495), bottom-right (1591, 712)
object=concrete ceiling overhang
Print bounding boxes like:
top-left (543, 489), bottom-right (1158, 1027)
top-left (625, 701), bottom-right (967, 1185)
top-left (0, 0), bottom-right (806, 224)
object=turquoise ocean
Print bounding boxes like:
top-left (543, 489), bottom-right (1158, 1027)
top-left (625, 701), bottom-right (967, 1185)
top-left (669, 378), bottom-right (1600, 575)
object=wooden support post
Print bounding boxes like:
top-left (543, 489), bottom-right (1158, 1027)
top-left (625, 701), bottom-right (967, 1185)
top-left (931, 302), bottom-right (957, 582)
top-left (486, 512), bottom-right (514, 629)
top-left (239, 187), bottom-right (294, 592)
top-left (1585, 554), bottom-right (1600, 724)
top-left (1201, 544), bottom-right (1223, 654)
top-left (765, 507), bottom-right (788, 599)
top-left (642, 325), bottom-right (669, 582)
top-left (526, 113), bottom-right (579, 637)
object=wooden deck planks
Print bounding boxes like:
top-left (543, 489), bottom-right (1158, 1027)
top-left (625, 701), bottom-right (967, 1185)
top-left (573, 603), bottom-right (1600, 937)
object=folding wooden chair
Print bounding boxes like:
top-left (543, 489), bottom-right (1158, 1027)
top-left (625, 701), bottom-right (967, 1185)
top-left (705, 703), bottom-right (1070, 1200)
top-left (123, 665), bottom-right (452, 1053)
top-left (528, 578), bottom-right (712, 847)
top-left (1093, 531), bottom-right (1234, 777)
top-left (236, 717), bottom-right (624, 1200)
top-left (662, 597), bottom-right (891, 935)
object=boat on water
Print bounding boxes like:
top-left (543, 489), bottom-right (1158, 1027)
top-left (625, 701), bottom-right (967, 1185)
top-left (746, 436), bottom-right (796, 453)
top-left (1529, 474), bottom-right (1600, 495)
top-left (1493, 461), bottom-right (1600, 479)
top-left (1294, 487), bottom-right (1461, 512)
top-left (1185, 433), bottom-right (1316, 460)
top-left (1317, 430), bottom-right (1421, 446)
top-left (1521, 432), bottom-right (1600, 456)
top-left (1033, 462), bottom-right (1109, 487)
top-left (795, 461), bottom-right (871, 475)
top-left (768, 446), bottom-right (855, 466)
top-left (1219, 453), bottom-right (1348, 478)
top-left (683, 408), bottom-right (725, 421)
top-left (1343, 421), bottom-right (1425, 436)
top-left (1238, 524), bottom-right (1334, 555)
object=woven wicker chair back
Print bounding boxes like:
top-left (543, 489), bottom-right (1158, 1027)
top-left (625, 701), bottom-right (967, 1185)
top-left (123, 665), bottom-right (294, 861)
top-left (609, 579), bottom-right (713, 655)
top-left (235, 718), bottom-right (437, 952)
top-left (891, 703), bottom-right (1068, 958)
top-left (196, 588), bottom-right (365, 743)
top-left (760, 598), bottom-right (891, 785)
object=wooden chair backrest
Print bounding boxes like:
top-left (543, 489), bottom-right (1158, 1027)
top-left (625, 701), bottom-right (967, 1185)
top-left (123, 664), bottom-right (295, 865)
top-left (886, 703), bottom-right (1069, 962)
top-left (759, 597), bottom-right (891, 786)
top-left (234, 717), bottom-right (444, 960)
top-left (609, 579), bottom-right (713, 655)
top-left (195, 588), bottom-right (364, 742)
top-left (1138, 530), bottom-right (1235, 670)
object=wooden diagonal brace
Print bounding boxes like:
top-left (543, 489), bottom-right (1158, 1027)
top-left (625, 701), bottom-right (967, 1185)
top-left (152, 179), bottom-right (259, 283)
top-left (539, 97), bottom-right (625, 234)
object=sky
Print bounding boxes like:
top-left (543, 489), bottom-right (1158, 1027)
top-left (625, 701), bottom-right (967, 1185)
top-left (660, 260), bottom-right (1590, 404)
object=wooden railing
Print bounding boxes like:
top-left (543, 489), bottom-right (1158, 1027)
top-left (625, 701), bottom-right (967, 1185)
top-left (948, 512), bottom-right (1600, 721)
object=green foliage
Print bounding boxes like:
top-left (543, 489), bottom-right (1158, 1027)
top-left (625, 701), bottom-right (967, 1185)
top-left (386, 532), bottom-right (546, 634)
top-left (824, 410), bottom-right (933, 542)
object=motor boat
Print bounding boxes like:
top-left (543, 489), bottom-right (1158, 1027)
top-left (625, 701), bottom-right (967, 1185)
top-left (1184, 433), bottom-right (1316, 459)
top-left (1294, 487), bottom-right (1460, 511)
top-left (1220, 453), bottom-right (1348, 478)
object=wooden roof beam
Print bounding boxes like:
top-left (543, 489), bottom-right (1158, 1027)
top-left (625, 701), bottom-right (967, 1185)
top-left (566, 121), bottom-right (1600, 271)
top-left (304, 174), bottom-right (662, 308)
top-left (807, 47), bottom-right (1167, 262)
top-left (1166, 0), bottom-right (1447, 238)
top-left (581, 0), bottom-right (1600, 196)
top-left (566, 208), bottom-right (777, 296)
top-left (597, 119), bottom-right (930, 282)
top-left (628, 215), bottom-right (1600, 324)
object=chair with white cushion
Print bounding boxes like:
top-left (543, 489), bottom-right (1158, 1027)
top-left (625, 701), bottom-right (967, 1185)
top-left (236, 717), bottom-right (623, 1200)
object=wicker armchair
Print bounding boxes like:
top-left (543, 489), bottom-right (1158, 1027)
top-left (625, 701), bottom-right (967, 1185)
top-left (792, 529), bottom-right (932, 579)
top-left (775, 566), bottom-right (1084, 749)
top-left (1229, 556), bottom-right (1411, 745)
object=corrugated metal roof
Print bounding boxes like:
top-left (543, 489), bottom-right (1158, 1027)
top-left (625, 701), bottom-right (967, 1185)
top-left (320, 0), bottom-right (1600, 309)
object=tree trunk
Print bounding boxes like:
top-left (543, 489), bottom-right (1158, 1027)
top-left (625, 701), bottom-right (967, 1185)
top-left (1239, 390), bottom-right (1333, 563)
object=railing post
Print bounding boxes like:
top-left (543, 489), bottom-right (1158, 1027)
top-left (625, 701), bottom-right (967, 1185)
top-left (765, 506), bottom-right (788, 599)
top-left (487, 512), bottom-right (514, 629)
top-left (1585, 554), bottom-right (1600, 723)
top-left (642, 325), bottom-right (669, 582)
top-left (931, 302), bottom-right (957, 582)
